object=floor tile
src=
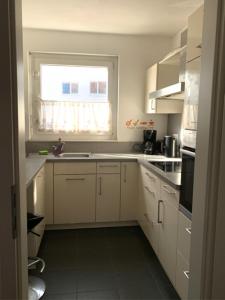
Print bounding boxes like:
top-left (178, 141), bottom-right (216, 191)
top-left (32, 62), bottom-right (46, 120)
top-left (40, 270), bottom-right (77, 294)
top-left (41, 293), bottom-right (76, 300)
top-left (36, 227), bottom-right (180, 299)
top-left (77, 289), bottom-right (119, 300)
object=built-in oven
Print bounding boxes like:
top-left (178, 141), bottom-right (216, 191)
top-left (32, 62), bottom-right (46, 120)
top-left (180, 147), bottom-right (195, 218)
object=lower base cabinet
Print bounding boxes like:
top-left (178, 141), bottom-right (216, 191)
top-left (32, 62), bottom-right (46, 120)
top-left (158, 182), bottom-right (179, 286)
top-left (138, 165), bottom-right (179, 287)
top-left (96, 174), bottom-right (120, 222)
top-left (176, 251), bottom-right (190, 300)
top-left (27, 166), bottom-right (46, 256)
top-left (54, 174), bottom-right (96, 224)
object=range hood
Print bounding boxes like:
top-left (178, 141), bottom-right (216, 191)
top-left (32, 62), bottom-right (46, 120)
top-left (149, 45), bottom-right (186, 101)
top-left (149, 82), bottom-right (185, 100)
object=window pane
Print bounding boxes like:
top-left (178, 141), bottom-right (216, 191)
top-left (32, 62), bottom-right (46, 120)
top-left (40, 65), bottom-right (108, 102)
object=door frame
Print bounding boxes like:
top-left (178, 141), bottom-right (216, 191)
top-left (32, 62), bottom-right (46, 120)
top-left (0, 0), bottom-right (27, 298)
top-left (189, 0), bottom-right (225, 299)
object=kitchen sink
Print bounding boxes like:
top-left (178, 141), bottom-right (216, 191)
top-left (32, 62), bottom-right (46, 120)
top-left (61, 153), bottom-right (91, 158)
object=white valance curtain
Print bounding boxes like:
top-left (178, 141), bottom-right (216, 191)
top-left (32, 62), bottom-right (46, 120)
top-left (38, 100), bottom-right (112, 134)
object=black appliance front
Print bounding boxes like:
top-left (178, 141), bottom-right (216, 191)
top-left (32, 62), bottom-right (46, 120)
top-left (143, 129), bottom-right (157, 154)
top-left (180, 149), bottom-right (195, 214)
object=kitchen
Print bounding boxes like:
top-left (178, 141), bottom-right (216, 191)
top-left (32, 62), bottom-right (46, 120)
top-left (1, 0), bottom-right (225, 300)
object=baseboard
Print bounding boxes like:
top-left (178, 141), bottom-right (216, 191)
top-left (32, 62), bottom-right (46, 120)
top-left (45, 220), bottom-right (138, 230)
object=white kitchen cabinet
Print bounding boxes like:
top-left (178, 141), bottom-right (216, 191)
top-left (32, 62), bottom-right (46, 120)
top-left (54, 174), bottom-right (96, 224)
top-left (96, 173), bottom-right (120, 222)
top-left (176, 252), bottom-right (190, 300)
top-left (138, 165), bottom-right (160, 254)
top-left (145, 63), bottom-right (183, 114)
top-left (182, 56), bottom-right (201, 131)
top-left (96, 162), bottom-right (121, 222)
top-left (45, 162), bottom-right (53, 224)
top-left (120, 162), bottom-right (138, 221)
top-left (158, 181), bottom-right (179, 286)
top-left (176, 212), bottom-right (192, 299)
top-left (27, 166), bottom-right (46, 256)
top-left (186, 5), bottom-right (204, 63)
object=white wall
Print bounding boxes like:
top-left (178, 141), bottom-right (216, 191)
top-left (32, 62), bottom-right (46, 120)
top-left (23, 28), bottom-right (172, 141)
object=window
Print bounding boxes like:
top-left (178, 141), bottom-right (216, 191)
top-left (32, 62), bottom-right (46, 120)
top-left (29, 52), bottom-right (118, 141)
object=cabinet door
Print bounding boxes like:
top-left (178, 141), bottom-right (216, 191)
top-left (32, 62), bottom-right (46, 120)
top-left (45, 163), bottom-right (53, 224)
top-left (138, 165), bottom-right (160, 253)
top-left (176, 252), bottom-right (190, 300)
top-left (158, 182), bottom-right (179, 285)
top-left (143, 184), bottom-right (159, 254)
top-left (182, 56), bottom-right (201, 131)
top-left (145, 64), bottom-right (158, 113)
top-left (54, 174), bottom-right (96, 224)
top-left (27, 166), bottom-right (46, 256)
top-left (96, 174), bottom-right (120, 222)
top-left (186, 5), bottom-right (204, 62)
top-left (120, 162), bottom-right (138, 221)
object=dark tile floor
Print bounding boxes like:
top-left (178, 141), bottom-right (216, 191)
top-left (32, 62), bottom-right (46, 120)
top-left (32, 226), bottom-right (180, 300)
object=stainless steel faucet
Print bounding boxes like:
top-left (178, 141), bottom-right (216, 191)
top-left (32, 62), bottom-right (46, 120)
top-left (52, 138), bottom-right (65, 156)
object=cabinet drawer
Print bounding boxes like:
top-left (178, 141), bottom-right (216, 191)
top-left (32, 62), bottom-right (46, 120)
top-left (160, 181), bottom-right (179, 208)
top-left (141, 166), bottom-right (160, 195)
top-left (176, 252), bottom-right (190, 300)
top-left (97, 162), bottom-right (120, 174)
top-left (177, 211), bottom-right (192, 262)
top-left (54, 162), bottom-right (96, 174)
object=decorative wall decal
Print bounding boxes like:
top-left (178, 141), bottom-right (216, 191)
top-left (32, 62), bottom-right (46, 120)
top-left (125, 119), bottom-right (155, 129)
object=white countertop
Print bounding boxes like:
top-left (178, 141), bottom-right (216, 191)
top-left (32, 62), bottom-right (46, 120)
top-left (26, 153), bottom-right (182, 189)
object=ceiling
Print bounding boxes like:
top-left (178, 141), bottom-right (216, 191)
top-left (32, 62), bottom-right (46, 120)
top-left (22, 0), bottom-right (203, 36)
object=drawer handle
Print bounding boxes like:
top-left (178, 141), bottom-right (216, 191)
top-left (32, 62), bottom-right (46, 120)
top-left (99, 165), bottom-right (118, 168)
top-left (184, 270), bottom-right (190, 279)
top-left (144, 186), bottom-right (155, 195)
top-left (65, 178), bottom-right (85, 181)
top-left (158, 200), bottom-right (163, 224)
top-left (185, 227), bottom-right (192, 235)
top-left (162, 185), bottom-right (176, 195)
top-left (145, 172), bottom-right (156, 181)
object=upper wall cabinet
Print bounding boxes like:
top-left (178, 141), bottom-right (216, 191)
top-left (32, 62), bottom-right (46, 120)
top-left (145, 48), bottom-right (185, 114)
top-left (186, 5), bottom-right (204, 63)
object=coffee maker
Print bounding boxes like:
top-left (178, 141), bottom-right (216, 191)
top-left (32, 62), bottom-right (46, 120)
top-left (143, 130), bottom-right (157, 154)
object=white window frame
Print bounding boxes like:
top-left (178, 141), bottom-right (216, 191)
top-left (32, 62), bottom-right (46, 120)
top-left (28, 52), bottom-right (118, 141)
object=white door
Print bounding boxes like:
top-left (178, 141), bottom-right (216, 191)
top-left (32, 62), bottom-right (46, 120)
top-left (0, 0), bottom-right (27, 299)
top-left (96, 174), bottom-right (120, 222)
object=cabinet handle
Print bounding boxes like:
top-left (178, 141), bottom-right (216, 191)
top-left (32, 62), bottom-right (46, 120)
top-left (124, 165), bottom-right (127, 183)
top-left (184, 270), bottom-right (190, 279)
top-left (185, 227), bottom-right (192, 235)
top-left (65, 178), bottom-right (85, 181)
top-left (99, 177), bottom-right (102, 196)
top-left (162, 185), bottom-right (176, 195)
top-left (99, 165), bottom-right (118, 168)
top-left (145, 172), bottom-right (156, 182)
top-left (144, 185), bottom-right (155, 195)
top-left (158, 200), bottom-right (163, 224)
